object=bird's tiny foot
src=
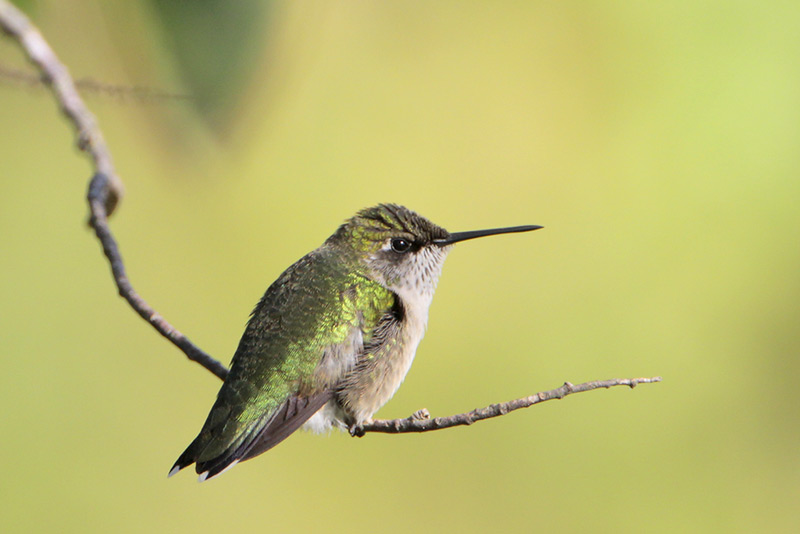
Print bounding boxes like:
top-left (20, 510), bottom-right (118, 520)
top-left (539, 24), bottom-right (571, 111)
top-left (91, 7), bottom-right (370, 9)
top-left (348, 422), bottom-right (367, 438)
top-left (411, 408), bottom-right (431, 421)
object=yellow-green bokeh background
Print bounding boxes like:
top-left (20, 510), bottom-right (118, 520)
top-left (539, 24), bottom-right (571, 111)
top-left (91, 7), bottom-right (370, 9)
top-left (2, 2), bottom-right (799, 532)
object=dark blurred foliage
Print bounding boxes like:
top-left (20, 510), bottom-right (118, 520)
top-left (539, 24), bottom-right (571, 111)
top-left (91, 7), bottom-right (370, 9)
top-left (147, 0), bottom-right (272, 127)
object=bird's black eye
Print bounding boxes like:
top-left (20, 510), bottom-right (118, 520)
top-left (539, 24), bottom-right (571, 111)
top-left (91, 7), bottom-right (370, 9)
top-left (390, 238), bottom-right (412, 253)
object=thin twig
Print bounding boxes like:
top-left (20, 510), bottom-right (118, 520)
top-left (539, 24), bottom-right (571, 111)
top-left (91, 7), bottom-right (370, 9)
top-left (1, 2), bottom-right (661, 436)
top-left (0, 64), bottom-right (194, 103)
top-left (356, 377), bottom-right (662, 435)
top-left (87, 173), bottom-right (229, 380)
top-left (0, 0), bottom-right (227, 380)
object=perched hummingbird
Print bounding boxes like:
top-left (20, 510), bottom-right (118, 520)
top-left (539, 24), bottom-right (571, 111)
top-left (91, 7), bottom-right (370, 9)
top-left (170, 204), bottom-right (541, 481)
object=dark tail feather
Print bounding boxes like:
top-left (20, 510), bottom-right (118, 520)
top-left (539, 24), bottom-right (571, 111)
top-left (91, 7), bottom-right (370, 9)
top-left (167, 435), bottom-right (204, 478)
top-left (241, 392), bottom-right (333, 461)
top-left (168, 426), bottom-right (254, 481)
top-left (194, 392), bottom-right (333, 481)
top-left (168, 392), bottom-right (332, 481)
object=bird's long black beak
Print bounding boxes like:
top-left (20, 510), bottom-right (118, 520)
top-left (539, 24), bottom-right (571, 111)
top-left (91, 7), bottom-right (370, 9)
top-left (433, 225), bottom-right (543, 246)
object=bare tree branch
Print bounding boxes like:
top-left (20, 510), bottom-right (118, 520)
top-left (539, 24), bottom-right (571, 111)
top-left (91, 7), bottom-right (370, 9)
top-left (1, 1), bottom-right (661, 437)
top-left (0, 0), bottom-right (228, 380)
top-left (355, 377), bottom-right (662, 435)
top-left (87, 173), bottom-right (229, 381)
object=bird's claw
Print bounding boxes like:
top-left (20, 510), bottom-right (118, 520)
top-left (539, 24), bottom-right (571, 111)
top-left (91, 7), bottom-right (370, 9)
top-left (349, 423), bottom-right (366, 438)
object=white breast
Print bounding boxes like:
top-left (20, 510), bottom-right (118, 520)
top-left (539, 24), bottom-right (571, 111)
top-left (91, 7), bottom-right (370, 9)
top-left (304, 243), bottom-right (451, 432)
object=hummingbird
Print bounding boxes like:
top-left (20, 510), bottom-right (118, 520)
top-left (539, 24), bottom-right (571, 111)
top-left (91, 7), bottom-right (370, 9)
top-left (169, 204), bottom-right (541, 481)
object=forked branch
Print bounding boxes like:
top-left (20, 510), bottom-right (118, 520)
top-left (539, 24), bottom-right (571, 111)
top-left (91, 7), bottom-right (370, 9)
top-left (1, 1), bottom-right (660, 437)
top-left (0, 0), bottom-right (227, 381)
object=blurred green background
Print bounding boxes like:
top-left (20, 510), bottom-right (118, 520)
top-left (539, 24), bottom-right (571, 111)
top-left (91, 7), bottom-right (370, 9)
top-left (1, 1), bottom-right (798, 532)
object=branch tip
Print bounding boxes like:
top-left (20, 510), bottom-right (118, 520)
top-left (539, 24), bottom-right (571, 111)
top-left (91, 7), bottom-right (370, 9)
top-left (359, 376), bottom-right (661, 435)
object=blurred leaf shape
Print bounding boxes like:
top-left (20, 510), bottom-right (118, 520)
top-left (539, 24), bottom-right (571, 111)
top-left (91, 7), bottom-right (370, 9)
top-left (147, 0), bottom-right (272, 128)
